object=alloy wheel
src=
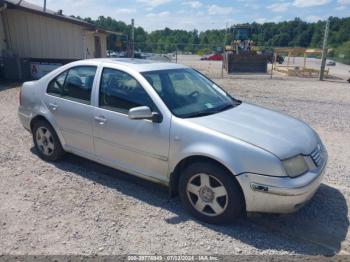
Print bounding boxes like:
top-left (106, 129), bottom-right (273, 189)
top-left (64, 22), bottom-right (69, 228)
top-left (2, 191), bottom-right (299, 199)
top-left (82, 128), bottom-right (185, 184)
top-left (186, 173), bottom-right (228, 217)
top-left (36, 127), bottom-right (55, 156)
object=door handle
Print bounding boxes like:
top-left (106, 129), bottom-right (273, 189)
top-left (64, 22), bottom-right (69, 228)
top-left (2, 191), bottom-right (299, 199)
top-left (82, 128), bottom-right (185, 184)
top-left (94, 116), bottom-right (107, 125)
top-left (49, 103), bottom-right (58, 111)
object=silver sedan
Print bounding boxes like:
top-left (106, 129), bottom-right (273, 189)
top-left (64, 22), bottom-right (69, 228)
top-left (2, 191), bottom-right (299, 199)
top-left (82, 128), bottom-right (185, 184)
top-left (18, 58), bottom-right (327, 224)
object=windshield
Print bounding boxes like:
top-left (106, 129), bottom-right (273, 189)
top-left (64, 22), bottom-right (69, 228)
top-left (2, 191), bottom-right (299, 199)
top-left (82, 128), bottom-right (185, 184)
top-left (142, 68), bottom-right (240, 118)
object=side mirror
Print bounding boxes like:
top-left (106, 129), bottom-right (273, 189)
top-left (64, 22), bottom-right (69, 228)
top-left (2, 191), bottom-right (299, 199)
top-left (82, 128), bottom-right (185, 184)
top-left (128, 106), bottom-right (162, 123)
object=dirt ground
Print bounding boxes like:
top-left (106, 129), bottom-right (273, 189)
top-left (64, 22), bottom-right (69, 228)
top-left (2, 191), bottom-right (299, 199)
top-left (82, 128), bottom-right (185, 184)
top-left (0, 56), bottom-right (349, 256)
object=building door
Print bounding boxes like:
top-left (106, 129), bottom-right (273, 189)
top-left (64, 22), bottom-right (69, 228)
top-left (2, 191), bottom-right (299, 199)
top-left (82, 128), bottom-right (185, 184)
top-left (94, 36), bottom-right (101, 58)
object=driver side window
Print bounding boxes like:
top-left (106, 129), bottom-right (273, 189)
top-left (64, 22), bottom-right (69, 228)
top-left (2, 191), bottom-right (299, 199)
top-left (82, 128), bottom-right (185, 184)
top-left (99, 68), bottom-right (155, 114)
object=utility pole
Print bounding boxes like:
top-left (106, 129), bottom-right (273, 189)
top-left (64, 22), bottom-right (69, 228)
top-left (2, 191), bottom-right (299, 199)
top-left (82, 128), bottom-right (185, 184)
top-left (222, 23), bottom-right (228, 79)
top-left (224, 22), bottom-right (228, 47)
top-left (131, 18), bottom-right (135, 58)
top-left (43, 0), bottom-right (46, 12)
top-left (320, 18), bottom-right (330, 81)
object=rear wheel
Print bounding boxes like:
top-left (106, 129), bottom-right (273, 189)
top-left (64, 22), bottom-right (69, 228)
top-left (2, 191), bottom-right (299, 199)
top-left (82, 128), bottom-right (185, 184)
top-left (179, 162), bottom-right (244, 224)
top-left (32, 120), bottom-right (64, 161)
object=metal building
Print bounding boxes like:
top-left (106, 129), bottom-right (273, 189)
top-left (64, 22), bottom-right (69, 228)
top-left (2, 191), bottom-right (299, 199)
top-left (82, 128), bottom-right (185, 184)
top-left (0, 0), bottom-right (120, 80)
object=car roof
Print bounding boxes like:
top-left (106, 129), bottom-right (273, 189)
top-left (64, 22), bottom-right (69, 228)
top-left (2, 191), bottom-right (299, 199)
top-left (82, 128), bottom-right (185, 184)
top-left (79, 58), bottom-right (189, 72)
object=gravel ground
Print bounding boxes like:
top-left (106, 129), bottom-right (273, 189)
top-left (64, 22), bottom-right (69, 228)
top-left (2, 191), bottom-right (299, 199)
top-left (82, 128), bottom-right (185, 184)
top-left (0, 57), bottom-right (349, 256)
top-left (279, 57), bottom-right (350, 80)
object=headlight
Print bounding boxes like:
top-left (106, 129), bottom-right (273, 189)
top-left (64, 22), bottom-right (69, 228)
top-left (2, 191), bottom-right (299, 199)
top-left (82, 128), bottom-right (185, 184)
top-left (282, 155), bottom-right (309, 177)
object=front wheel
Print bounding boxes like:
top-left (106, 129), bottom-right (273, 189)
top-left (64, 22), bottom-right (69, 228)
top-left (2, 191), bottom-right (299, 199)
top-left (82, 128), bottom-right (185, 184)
top-left (179, 162), bottom-right (245, 224)
top-left (32, 120), bottom-right (65, 162)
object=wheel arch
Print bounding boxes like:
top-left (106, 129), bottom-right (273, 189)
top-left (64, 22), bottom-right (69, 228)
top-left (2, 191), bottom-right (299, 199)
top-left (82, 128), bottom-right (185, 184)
top-left (30, 114), bottom-right (66, 147)
top-left (30, 115), bottom-right (50, 132)
top-left (169, 155), bottom-right (245, 205)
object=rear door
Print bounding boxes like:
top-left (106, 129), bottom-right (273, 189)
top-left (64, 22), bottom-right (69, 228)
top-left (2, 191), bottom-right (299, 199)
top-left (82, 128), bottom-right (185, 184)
top-left (44, 65), bottom-right (97, 156)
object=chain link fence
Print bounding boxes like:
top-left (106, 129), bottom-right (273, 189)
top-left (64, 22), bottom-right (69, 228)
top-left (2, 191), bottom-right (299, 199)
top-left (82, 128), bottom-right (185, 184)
top-left (109, 41), bottom-right (349, 81)
top-left (331, 43), bottom-right (350, 65)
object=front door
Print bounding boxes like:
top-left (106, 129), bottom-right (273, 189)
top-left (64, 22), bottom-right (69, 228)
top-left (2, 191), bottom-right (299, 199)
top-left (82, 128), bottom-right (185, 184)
top-left (92, 67), bottom-right (170, 183)
top-left (44, 65), bottom-right (97, 156)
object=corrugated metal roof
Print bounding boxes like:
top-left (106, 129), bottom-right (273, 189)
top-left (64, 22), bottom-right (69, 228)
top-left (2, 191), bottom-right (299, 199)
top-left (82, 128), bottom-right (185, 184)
top-left (1, 0), bottom-right (118, 34)
top-left (6, 0), bottom-right (57, 14)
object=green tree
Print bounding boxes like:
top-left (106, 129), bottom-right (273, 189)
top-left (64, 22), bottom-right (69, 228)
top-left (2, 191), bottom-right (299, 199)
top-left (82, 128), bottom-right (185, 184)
top-left (75, 15), bottom-right (350, 63)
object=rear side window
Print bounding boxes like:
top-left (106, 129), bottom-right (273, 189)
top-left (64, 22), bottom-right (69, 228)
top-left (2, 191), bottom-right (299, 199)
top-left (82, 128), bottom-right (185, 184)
top-left (47, 71), bottom-right (67, 96)
top-left (99, 68), bottom-right (155, 113)
top-left (47, 66), bottom-right (97, 105)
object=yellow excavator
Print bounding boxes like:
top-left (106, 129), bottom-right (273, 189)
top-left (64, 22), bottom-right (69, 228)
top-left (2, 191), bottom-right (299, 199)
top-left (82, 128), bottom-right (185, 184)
top-left (224, 25), bottom-right (268, 73)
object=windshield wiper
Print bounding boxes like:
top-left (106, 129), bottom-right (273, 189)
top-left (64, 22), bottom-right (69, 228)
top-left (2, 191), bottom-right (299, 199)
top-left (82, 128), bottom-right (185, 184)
top-left (183, 110), bottom-right (217, 118)
top-left (183, 102), bottom-right (240, 118)
top-left (183, 105), bottom-right (232, 118)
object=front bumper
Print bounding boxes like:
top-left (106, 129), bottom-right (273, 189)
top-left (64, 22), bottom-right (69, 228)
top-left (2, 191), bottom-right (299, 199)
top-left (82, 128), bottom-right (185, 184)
top-left (236, 157), bottom-right (327, 214)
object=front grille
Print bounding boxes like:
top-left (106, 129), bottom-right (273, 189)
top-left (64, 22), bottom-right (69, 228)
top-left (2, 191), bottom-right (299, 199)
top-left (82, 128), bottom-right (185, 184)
top-left (310, 144), bottom-right (322, 167)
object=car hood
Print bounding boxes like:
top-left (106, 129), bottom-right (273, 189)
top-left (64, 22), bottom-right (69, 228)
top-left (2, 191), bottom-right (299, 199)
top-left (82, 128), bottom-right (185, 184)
top-left (186, 103), bottom-right (318, 159)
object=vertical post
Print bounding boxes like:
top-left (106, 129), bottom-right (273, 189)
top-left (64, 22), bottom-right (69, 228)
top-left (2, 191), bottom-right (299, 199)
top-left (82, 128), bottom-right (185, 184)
top-left (131, 18), bottom-right (135, 58)
top-left (221, 52), bottom-right (224, 79)
top-left (83, 32), bottom-right (86, 59)
top-left (1, 6), bottom-right (10, 49)
top-left (224, 23), bottom-right (228, 47)
top-left (271, 52), bottom-right (276, 79)
top-left (175, 44), bottom-right (178, 63)
top-left (125, 34), bottom-right (128, 55)
top-left (320, 18), bottom-right (330, 81)
top-left (222, 23), bottom-right (228, 79)
top-left (107, 34), bottom-right (109, 57)
top-left (43, 0), bottom-right (46, 12)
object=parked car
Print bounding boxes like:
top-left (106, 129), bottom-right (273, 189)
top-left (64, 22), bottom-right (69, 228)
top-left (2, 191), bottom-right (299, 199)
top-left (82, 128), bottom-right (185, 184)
top-left (208, 54), bottom-right (223, 61)
top-left (147, 54), bottom-right (172, 62)
top-left (18, 59), bottom-right (327, 224)
top-left (201, 53), bottom-right (223, 61)
top-left (326, 60), bottom-right (336, 66)
top-left (200, 54), bottom-right (210, 60)
top-left (265, 52), bottom-right (284, 64)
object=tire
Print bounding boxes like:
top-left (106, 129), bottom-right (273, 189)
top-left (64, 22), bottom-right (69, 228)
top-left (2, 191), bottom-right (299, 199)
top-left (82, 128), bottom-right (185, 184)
top-left (32, 120), bottom-right (65, 162)
top-left (179, 162), bottom-right (244, 224)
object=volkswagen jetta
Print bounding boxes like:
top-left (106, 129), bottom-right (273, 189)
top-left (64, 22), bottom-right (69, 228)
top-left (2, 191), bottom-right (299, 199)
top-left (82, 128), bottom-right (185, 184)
top-left (18, 59), bottom-right (327, 224)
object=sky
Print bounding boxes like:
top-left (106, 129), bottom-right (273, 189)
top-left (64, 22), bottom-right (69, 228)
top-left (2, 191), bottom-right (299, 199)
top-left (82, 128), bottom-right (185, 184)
top-left (29, 0), bottom-right (350, 31)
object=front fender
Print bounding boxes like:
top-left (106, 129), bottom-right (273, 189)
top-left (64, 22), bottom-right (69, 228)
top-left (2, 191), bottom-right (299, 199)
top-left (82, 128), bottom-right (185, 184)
top-left (169, 142), bottom-right (239, 176)
top-left (169, 117), bottom-right (287, 178)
